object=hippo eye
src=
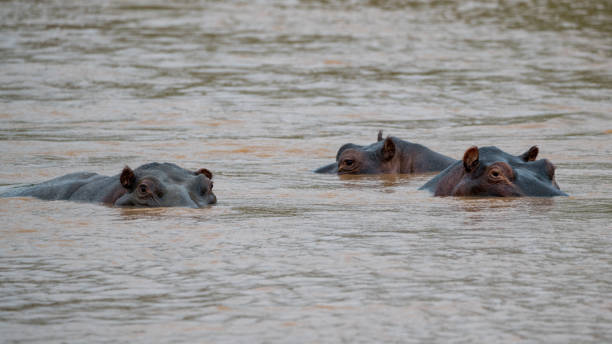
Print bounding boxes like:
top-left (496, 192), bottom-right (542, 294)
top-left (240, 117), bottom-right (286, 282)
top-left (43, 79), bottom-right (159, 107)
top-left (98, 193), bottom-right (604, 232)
top-left (488, 162), bottom-right (515, 182)
top-left (488, 168), bottom-right (503, 180)
top-left (344, 159), bottom-right (354, 166)
top-left (138, 183), bottom-right (149, 194)
top-left (210, 182), bottom-right (213, 191)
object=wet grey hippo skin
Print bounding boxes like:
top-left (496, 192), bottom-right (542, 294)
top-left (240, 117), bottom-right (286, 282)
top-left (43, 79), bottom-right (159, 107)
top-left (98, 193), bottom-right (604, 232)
top-left (1, 162), bottom-right (217, 208)
top-left (315, 131), bottom-right (456, 175)
top-left (420, 145), bottom-right (567, 197)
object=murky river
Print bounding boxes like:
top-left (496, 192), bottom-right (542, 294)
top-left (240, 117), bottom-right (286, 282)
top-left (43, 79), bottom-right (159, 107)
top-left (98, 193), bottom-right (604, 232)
top-left (1, 0), bottom-right (611, 342)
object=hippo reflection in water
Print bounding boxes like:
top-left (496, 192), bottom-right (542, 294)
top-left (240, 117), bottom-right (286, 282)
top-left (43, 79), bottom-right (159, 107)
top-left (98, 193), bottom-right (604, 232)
top-left (420, 145), bottom-right (567, 197)
top-left (315, 131), bottom-right (456, 175)
top-left (1, 162), bottom-right (217, 208)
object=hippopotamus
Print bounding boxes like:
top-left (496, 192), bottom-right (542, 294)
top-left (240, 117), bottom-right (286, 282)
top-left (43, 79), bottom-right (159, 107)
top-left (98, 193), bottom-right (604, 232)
top-left (420, 145), bottom-right (567, 197)
top-left (315, 131), bottom-right (456, 174)
top-left (1, 162), bottom-right (217, 207)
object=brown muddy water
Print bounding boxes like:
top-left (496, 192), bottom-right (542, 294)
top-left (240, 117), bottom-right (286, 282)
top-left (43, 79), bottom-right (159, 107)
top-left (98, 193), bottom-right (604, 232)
top-left (0, 1), bottom-right (611, 343)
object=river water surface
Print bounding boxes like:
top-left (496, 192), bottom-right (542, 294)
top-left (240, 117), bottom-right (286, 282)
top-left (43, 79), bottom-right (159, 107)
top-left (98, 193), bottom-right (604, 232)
top-left (1, 1), bottom-right (611, 343)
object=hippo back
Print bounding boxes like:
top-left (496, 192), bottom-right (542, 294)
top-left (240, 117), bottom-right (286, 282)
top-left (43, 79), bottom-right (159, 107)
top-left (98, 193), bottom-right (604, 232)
top-left (1, 172), bottom-right (117, 202)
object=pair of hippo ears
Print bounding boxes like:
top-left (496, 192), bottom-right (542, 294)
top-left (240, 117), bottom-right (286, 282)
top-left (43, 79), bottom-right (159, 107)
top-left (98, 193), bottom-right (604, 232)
top-left (119, 166), bottom-right (214, 189)
top-left (463, 146), bottom-right (539, 172)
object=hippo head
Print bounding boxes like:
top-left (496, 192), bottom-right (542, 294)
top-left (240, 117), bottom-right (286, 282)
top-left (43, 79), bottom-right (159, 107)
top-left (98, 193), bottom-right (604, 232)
top-left (114, 162), bottom-right (217, 208)
top-left (316, 131), bottom-right (401, 174)
top-left (426, 145), bottom-right (566, 197)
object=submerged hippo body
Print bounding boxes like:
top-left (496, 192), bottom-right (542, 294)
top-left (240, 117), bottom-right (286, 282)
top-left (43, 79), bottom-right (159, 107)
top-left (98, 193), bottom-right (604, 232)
top-left (1, 162), bottom-right (217, 208)
top-left (315, 131), bottom-right (456, 175)
top-left (420, 146), bottom-right (567, 197)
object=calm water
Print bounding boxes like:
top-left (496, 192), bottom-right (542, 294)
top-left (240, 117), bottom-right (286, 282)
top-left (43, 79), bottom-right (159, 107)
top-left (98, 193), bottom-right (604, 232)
top-left (1, 0), bottom-right (611, 342)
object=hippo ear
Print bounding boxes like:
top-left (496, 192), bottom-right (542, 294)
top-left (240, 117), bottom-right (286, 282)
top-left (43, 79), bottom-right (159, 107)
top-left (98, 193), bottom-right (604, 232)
top-left (382, 137), bottom-right (396, 161)
top-left (463, 146), bottom-right (480, 172)
top-left (120, 166), bottom-right (136, 189)
top-left (377, 130), bottom-right (383, 142)
top-left (520, 145), bottom-right (539, 162)
top-left (195, 168), bottom-right (213, 179)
